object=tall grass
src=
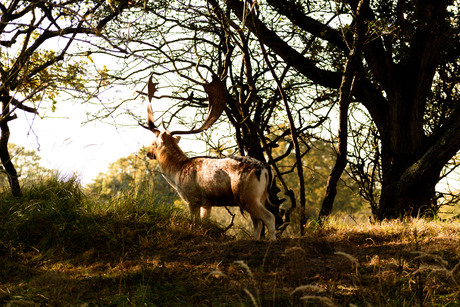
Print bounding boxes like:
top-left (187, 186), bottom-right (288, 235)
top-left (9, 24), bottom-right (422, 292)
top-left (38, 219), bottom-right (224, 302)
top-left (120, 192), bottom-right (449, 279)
top-left (0, 174), bottom-right (85, 252)
top-left (0, 174), bottom-right (225, 258)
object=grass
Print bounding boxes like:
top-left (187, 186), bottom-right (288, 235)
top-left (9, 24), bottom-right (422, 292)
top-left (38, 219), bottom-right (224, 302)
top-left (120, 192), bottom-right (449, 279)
top-left (0, 176), bottom-right (459, 306)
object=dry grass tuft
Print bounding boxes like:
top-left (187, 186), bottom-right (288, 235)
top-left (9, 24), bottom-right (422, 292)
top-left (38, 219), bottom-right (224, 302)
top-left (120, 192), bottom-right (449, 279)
top-left (334, 251), bottom-right (360, 267)
top-left (300, 295), bottom-right (336, 306)
top-left (291, 284), bottom-right (326, 295)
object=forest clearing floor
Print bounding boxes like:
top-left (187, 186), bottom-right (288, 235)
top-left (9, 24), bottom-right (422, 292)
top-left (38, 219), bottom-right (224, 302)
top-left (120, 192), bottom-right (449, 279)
top-left (1, 218), bottom-right (460, 306)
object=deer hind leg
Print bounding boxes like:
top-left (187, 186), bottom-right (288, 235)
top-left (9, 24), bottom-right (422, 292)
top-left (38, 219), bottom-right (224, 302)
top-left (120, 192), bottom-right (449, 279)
top-left (200, 206), bottom-right (212, 219)
top-left (251, 216), bottom-right (264, 240)
top-left (248, 202), bottom-right (276, 240)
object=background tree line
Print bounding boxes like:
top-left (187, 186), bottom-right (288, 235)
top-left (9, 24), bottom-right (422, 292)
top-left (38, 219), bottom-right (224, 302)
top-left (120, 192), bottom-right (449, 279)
top-left (1, 0), bottom-right (459, 227)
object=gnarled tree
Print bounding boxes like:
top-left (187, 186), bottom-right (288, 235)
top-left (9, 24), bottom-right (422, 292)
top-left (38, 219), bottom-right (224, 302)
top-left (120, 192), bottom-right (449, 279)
top-left (0, 0), bottom-right (131, 196)
top-left (224, 0), bottom-right (460, 219)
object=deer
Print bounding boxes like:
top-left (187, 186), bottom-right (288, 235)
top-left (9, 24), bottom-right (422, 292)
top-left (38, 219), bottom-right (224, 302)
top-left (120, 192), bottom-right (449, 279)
top-left (144, 76), bottom-right (277, 240)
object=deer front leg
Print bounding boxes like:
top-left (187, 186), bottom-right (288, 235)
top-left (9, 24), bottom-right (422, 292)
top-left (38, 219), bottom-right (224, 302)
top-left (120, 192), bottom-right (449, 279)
top-left (200, 206), bottom-right (212, 219)
top-left (189, 204), bottom-right (201, 223)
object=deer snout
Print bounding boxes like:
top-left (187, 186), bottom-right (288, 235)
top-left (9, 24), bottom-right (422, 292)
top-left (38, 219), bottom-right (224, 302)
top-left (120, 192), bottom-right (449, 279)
top-left (147, 148), bottom-right (156, 160)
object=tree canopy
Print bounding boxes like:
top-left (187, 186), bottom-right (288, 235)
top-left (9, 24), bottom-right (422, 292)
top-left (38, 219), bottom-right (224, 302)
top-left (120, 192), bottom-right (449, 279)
top-left (0, 0), bottom-right (131, 196)
top-left (97, 0), bottom-right (459, 220)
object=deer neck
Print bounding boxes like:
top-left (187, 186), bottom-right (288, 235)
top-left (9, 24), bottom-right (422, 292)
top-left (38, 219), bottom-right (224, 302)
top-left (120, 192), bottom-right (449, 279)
top-left (157, 144), bottom-right (189, 179)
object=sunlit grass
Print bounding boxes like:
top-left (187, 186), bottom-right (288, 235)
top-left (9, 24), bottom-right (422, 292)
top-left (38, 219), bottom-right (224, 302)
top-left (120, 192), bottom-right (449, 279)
top-left (315, 214), bottom-right (460, 243)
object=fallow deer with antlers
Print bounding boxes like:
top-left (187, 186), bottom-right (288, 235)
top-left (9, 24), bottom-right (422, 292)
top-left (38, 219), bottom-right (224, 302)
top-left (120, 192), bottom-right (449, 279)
top-left (145, 76), bottom-right (277, 240)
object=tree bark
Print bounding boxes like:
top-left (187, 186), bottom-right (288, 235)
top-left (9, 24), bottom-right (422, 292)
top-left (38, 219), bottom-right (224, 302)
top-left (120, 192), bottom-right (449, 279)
top-left (378, 105), bottom-right (460, 219)
top-left (0, 101), bottom-right (22, 197)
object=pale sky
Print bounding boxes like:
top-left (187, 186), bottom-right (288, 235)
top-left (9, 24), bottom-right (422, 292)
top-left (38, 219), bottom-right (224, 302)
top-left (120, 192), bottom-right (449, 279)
top-left (9, 99), bottom-right (208, 185)
top-left (9, 104), bottom-right (148, 185)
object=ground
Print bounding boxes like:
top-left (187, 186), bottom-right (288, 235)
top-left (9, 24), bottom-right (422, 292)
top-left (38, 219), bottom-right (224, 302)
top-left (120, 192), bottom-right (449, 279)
top-left (1, 219), bottom-right (459, 306)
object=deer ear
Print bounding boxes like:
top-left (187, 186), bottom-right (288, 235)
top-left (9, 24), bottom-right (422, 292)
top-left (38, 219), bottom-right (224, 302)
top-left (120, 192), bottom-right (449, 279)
top-left (174, 136), bottom-right (181, 143)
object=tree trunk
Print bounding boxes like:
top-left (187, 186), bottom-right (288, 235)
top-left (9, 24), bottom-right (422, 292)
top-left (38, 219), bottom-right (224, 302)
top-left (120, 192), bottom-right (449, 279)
top-left (378, 167), bottom-right (438, 219)
top-left (375, 113), bottom-right (439, 220)
top-left (377, 140), bottom-right (460, 220)
top-left (0, 114), bottom-right (22, 197)
top-left (319, 0), bottom-right (366, 220)
top-left (377, 105), bottom-right (460, 220)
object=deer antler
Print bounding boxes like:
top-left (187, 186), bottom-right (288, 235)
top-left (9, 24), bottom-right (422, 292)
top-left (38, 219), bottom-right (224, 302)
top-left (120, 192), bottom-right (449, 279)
top-left (147, 76), bottom-right (160, 136)
top-left (170, 75), bottom-right (227, 135)
top-left (148, 75), bottom-right (158, 102)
